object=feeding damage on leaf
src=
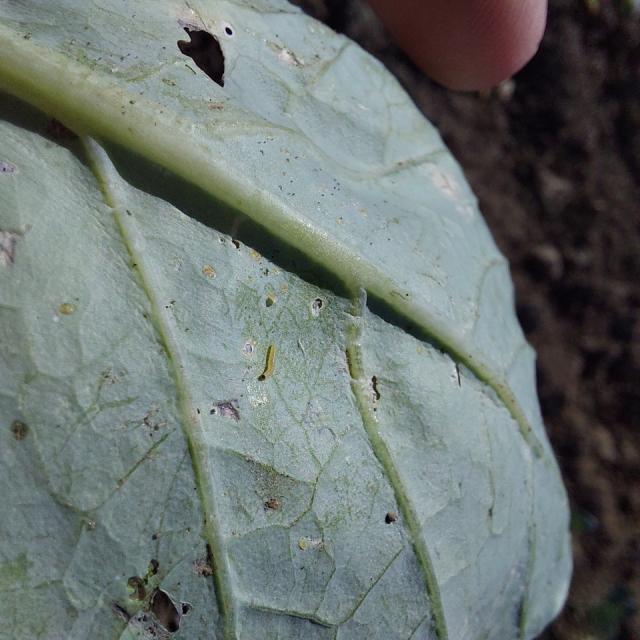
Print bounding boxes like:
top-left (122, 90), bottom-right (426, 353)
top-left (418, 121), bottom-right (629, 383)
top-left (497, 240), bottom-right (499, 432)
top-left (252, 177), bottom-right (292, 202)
top-left (178, 27), bottom-right (225, 87)
top-left (10, 420), bottom-right (28, 441)
top-left (0, 0), bottom-right (572, 636)
top-left (120, 571), bottom-right (191, 636)
top-left (151, 589), bottom-right (183, 633)
top-left (0, 230), bottom-right (20, 267)
top-left (0, 160), bottom-right (16, 174)
top-left (210, 399), bottom-right (240, 421)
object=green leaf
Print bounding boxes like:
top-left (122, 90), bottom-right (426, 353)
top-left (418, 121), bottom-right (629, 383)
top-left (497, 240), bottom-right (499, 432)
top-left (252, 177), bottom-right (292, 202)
top-left (0, 2), bottom-right (571, 639)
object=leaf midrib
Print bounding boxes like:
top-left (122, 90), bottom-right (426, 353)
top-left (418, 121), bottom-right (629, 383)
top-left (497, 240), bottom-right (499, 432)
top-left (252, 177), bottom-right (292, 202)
top-left (0, 26), bottom-right (542, 459)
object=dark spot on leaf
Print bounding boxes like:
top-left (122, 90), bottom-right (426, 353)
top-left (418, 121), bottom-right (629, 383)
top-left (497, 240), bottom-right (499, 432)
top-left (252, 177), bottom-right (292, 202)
top-left (385, 511), bottom-right (397, 524)
top-left (151, 589), bottom-right (181, 632)
top-left (0, 160), bottom-right (16, 175)
top-left (111, 602), bottom-right (131, 622)
top-left (177, 28), bottom-right (225, 87)
top-left (311, 297), bottom-right (324, 316)
top-left (372, 376), bottom-right (381, 401)
top-left (264, 497), bottom-right (281, 510)
top-left (224, 25), bottom-right (233, 37)
top-left (148, 559), bottom-right (159, 576)
top-left (194, 557), bottom-right (214, 577)
top-left (231, 238), bottom-right (240, 249)
top-left (265, 294), bottom-right (276, 307)
top-left (143, 407), bottom-right (166, 431)
top-left (127, 576), bottom-right (146, 601)
top-left (210, 399), bottom-right (240, 421)
top-left (10, 420), bottom-right (28, 440)
top-left (181, 602), bottom-right (192, 615)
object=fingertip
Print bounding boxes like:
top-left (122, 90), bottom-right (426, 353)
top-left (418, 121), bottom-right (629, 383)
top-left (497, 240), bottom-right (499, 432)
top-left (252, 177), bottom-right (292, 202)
top-left (368, 0), bottom-right (548, 91)
top-left (465, 0), bottom-right (548, 91)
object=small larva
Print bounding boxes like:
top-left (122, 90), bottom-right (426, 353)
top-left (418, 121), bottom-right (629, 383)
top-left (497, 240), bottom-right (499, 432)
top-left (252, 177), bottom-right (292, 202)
top-left (258, 344), bottom-right (276, 381)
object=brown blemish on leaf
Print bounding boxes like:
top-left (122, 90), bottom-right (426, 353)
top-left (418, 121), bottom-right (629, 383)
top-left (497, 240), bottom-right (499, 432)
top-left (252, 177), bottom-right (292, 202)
top-left (128, 611), bottom-right (170, 639)
top-left (148, 559), bottom-right (159, 576)
top-left (111, 602), bottom-right (131, 622)
top-left (10, 420), bottom-right (28, 440)
top-left (371, 376), bottom-right (381, 401)
top-left (201, 264), bottom-right (216, 278)
top-left (127, 576), bottom-right (147, 601)
top-left (210, 399), bottom-right (240, 421)
top-left (264, 497), bottom-right (281, 510)
top-left (193, 557), bottom-right (214, 577)
top-left (385, 511), bottom-right (398, 524)
top-left (143, 406), bottom-right (167, 431)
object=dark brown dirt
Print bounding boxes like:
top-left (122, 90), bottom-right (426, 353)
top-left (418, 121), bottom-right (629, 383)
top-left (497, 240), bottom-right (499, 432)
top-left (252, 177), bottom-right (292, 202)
top-left (292, 1), bottom-right (640, 638)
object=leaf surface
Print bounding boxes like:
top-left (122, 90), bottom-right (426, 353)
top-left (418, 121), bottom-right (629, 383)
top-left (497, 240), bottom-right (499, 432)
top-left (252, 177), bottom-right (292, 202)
top-left (0, 2), bottom-right (571, 639)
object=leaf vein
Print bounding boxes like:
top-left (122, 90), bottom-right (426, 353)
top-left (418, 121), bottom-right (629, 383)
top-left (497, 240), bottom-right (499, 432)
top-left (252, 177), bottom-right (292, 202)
top-left (81, 138), bottom-right (238, 639)
top-left (344, 291), bottom-right (449, 640)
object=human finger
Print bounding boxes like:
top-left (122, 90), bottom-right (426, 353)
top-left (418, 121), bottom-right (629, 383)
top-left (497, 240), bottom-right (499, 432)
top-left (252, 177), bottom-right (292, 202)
top-left (366, 0), bottom-right (548, 91)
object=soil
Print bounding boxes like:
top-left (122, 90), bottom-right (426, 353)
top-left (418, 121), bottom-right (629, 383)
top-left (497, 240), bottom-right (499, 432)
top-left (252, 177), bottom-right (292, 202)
top-left (292, 1), bottom-right (640, 638)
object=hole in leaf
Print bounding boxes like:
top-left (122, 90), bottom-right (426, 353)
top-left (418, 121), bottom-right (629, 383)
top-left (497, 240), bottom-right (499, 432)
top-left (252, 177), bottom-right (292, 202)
top-left (181, 602), bottom-right (192, 615)
top-left (311, 297), bottom-right (324, 316)
top-left (223, 23), bottom-right (234, 37)
top-left (371, 376), bottom-right (381, 401)
top-left (177, 29), bottom-right (225, 87)
top-left (385, 511), bottom-right (398, 524)
top-left (151, 589), bottom-right (181, 633)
